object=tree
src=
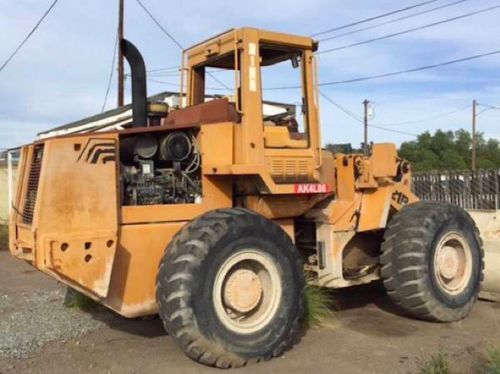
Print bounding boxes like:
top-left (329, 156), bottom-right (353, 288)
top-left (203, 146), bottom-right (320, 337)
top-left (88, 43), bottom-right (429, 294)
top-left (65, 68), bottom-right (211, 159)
top-left (399, 130), bottom-right (500, 172)
top-left (326, 129), bottom-right (500, 172)
top-left (324, 143), bottom-right (363, 154)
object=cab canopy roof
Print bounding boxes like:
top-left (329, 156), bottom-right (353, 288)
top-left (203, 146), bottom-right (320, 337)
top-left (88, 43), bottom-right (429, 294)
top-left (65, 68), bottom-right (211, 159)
top-left (185, 28), bottom-right (318, 69)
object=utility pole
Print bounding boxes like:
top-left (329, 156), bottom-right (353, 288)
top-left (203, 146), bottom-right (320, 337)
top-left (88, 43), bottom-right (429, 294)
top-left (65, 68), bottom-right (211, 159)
top-left (117, 0), bottom-right (125, 107)
top-left (472, 99), bottom-right (477, 171)
top-left (363, 99), bottom-right (370, 155)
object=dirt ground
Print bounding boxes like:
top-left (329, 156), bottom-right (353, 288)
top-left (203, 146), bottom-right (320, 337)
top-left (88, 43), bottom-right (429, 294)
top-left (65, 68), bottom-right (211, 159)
top-left (1, 250), bottom-right (499, 374)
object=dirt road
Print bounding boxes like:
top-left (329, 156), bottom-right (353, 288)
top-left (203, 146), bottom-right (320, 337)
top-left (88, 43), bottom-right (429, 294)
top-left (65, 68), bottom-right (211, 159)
top-left (1, 250), bottom-right (499, 373)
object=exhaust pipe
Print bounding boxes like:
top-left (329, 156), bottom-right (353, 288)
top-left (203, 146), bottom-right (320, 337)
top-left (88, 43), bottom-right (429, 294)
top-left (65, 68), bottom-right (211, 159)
top-left (120, 39), bottom-right (148, 127)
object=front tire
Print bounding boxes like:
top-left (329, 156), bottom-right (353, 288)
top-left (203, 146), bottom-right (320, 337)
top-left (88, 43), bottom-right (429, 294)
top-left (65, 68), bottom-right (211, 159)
top-left (381, 201), bottom-right (484, 322)
top-left (156, 208), bottom-right (304, 368)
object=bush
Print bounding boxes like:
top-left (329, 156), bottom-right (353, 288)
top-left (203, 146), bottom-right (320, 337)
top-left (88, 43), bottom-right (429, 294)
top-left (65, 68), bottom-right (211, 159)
top-left (302, 282), bottom-right (336, 328)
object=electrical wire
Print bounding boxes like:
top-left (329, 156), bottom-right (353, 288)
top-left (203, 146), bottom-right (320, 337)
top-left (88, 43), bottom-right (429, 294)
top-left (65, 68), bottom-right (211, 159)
top-left (319, 0), bottom-right (469, 42)
top-left (376, 104), bottom-right (471, 127)
top-left (147, 77), bottom-right (180, 86)
top-left (134, 0), bottom-right (232, 92)
top-left (205, 71), bottom-right (233, 91)
top-left (0, 0), bottom-right (60, 73)
top-left (147, 77), bottom-right (227, 91)
top-left (318, 4), bottom-right (500, 54)
top-left (478, 103), bottom-right (500, 110)
top-left (320, 91), bottom-right (418, 137)
top-left (134, 0), bottom-right (183, 49)
top-left (311, 0), bottom-right (439, 37)
top-left (147, 66), bottom-right (181, 73)
top-left (369, 124), bottom-right (419, 136)
top-left (269, 48), bottom-right (500, 89)
top-left (146, 68), bottom-right (229, 78)
top-left (319, 91), bottom-right (363, 121)
top-left (101, 33), bottom-right (119, 113)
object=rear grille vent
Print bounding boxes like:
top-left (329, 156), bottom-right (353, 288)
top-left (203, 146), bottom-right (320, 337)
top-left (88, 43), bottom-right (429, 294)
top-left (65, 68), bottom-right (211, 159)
top-left (269, 158), bottom-right (311, 183)
top-left (22, 145), bottom-right (44, 225)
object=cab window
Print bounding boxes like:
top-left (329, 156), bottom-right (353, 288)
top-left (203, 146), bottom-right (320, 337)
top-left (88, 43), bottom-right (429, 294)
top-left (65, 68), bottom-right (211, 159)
top-left (260, 44), bottom-right (308, 149)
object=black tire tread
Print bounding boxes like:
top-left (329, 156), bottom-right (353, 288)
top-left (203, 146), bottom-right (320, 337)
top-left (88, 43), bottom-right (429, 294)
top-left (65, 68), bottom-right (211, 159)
top-left (380, 201), bottom-right (484, 322)
top-left (156, 207), bottom-right (304, 368)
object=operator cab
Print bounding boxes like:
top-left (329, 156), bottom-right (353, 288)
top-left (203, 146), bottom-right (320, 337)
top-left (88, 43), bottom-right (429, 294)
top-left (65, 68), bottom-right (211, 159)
top-left (184, 28), bottom-right (321, 183)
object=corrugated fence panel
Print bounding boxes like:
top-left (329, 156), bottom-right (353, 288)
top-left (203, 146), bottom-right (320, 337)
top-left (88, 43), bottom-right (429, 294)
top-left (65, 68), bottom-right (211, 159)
top-left (413, 169), bottom-right (500, 210)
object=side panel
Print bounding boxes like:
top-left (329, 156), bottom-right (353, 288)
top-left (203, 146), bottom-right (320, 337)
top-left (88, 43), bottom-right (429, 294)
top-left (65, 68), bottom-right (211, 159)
top-left (35, 135), bottom-right (119, 298)
top-left (9, 146), bottom-right (33, 258)
top-left (103, 222), bottom-right (186, 317)
top-left (100, 219), bottom-right (297, 318)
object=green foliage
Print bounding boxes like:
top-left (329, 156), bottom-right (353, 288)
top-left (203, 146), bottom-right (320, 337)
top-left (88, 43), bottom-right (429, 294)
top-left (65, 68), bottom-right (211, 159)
top-left (399, 130), bottom-right (500, 172)
top-left (481, 346), bottom-right (500, 374)
top-left (302, 282), bottom-right (336, 328)
top-left (326, 129), bottom-right (500, 172)
top-left (63, 287), bottom-right (98, 311)
top-left (418, 351), bottom-right (450, 374)
top-left (324, 143), bottom-right (363, 154)
top-left (0, 225), bottom-right (8, 251)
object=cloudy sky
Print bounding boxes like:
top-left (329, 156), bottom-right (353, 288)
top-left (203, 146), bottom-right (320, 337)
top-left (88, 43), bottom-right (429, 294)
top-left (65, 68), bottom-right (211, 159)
top-left (1, 0), bottom-right (500, 150)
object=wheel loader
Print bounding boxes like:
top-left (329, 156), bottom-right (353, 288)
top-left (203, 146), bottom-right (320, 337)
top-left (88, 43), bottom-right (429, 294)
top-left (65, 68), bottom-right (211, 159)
top-left (9, 28), bottom-right (484, 368)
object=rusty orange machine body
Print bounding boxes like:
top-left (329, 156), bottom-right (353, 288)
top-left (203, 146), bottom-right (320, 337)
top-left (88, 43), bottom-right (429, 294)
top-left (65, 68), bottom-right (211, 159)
top-left (9, 28), bottom-right (417, 318)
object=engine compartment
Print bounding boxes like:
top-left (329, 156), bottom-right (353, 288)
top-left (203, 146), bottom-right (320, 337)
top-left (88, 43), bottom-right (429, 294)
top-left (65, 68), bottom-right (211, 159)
top-left (119, 129), bottom-right (202, 206)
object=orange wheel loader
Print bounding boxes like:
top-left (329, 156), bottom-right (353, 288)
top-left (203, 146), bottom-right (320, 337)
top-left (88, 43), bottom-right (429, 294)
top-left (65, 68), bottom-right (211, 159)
top-left (9, 28), bottom-right (484, 368)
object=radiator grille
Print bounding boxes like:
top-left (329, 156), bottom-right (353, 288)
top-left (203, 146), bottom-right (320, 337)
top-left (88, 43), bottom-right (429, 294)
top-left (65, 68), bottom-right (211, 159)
top-left (22, 145), bottom-right (44, 225)
top-left (269, 158), bottom-right (311, 183)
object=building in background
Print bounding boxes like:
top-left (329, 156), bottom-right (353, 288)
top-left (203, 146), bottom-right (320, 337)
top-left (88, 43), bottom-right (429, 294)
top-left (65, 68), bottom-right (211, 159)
top-left (0, 151), bottom-right (18, 223)
top-left (38, 91), bottom-right (294, 138)
top-left (0, 91), bottom-right (295, 222)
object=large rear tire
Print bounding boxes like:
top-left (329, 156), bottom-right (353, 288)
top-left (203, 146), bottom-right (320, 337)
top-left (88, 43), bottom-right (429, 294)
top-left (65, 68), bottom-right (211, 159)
top-left (381, 201), bottom-right (484, 322)
top-left (156, 208), bottom-right (304, 368)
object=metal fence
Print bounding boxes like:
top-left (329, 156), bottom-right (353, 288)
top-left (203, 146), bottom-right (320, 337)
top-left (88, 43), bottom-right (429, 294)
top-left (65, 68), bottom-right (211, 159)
top-left (413, 170), bottom-right (500, 210)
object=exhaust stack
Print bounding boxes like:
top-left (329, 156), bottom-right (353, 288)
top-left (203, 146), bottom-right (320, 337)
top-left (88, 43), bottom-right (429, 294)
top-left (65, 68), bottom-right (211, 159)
top-left (120, 39), bottom-right (148, 127)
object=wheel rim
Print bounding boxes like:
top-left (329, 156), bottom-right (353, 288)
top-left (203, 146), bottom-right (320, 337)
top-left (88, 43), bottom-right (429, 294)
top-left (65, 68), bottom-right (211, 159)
top-left (213, 249), bottom-right (282, 334)
top-left (433, 232), bottom-right (473, 296)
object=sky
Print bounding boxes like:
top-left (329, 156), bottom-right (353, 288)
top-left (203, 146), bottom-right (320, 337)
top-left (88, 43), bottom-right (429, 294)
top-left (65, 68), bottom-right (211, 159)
top-left (1, 0), bottom-right (500, 150)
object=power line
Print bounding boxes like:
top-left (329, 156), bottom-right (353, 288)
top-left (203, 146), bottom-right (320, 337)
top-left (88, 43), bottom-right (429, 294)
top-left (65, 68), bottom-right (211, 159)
top-left (320, 91), bottom-right (418, 137)
top-left (102, 32), bottom-right (119, 113)
top-left (147, 78), bottom-right (182, 87)
top-left (317, 4), bottom-right (500, 54)
top-left (147, 77), bottom-right (227, 91)
top-left (146, 67), bottom-right (230, 78)
top-left (319, 4), bottom-right (500, 54)
top-left (478, 102), bottom-right (500, 110)
top-left (369, 124), bottom-right (419, 136)
top-left (319, 91), bottom-right (363, 122)
top-left (319, 0), bottom-right (469, 42)
top-left (0, 0), bottom-right (60, 73)
top-left (134, 0), bottom-right (231, 91)
top-left (147, 66), bottom-right (180, 73)
top-left (270, 48), bottom-right (500, 89)
top-left (311, 0), bottom-right (439, 37)
top-left (134, 0), bottom-right (183, 49)
top-left (376, 104), bottom-right (471, 127)
top-left (205, 71), bottom-right (232, 91)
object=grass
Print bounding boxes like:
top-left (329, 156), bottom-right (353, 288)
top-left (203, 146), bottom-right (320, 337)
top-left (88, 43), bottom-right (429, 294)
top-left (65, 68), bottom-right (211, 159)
top-left (63, 287), bottom-right (98, 311)
top-left (418, 351), bottom-right (450, 374)
top-left (302, 281), bottom-right (336, 328)
top-left (0, 224), bottom-right (8, 251)
top-left (481, 347), bottom-right (500, 374)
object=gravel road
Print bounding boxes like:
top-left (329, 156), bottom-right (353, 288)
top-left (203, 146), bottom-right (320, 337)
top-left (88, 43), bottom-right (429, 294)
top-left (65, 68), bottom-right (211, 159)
top-left (0, 289), bottom-right (110, 358)
top-left (1, 250), bottom-right (500, 373)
